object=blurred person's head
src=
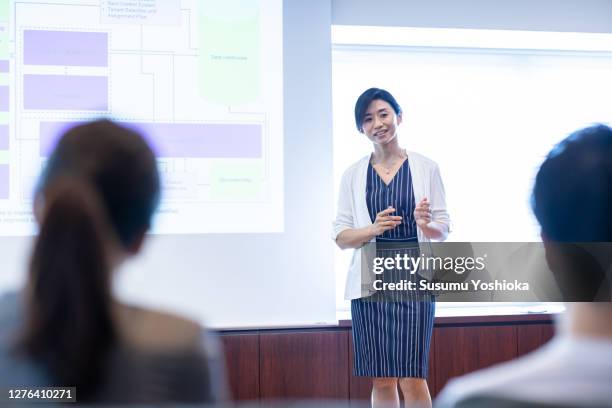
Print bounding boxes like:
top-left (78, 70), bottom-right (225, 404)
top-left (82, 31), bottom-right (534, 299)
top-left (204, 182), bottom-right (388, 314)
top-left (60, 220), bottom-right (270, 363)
top-left (532, 124), bottom-right (612, 301)
top-left (17, 120), bottom-right (160, 398)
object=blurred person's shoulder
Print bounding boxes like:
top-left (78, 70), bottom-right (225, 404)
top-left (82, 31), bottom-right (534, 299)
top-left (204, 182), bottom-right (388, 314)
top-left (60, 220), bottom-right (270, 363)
top-left (0, 291), bottom-right (23, 347)
top-left (0, 290), bottom-right (21, 319)
top-left (436, 335), bottom-right (612, 408)
top-left (113, 303), bottom-right (209, 352)
top-left (0, 291), bottom-right (19, 359)
top-left (104, 303), bottom-right (227, 403)
top-left (0, 291), bottom-right (48, 387)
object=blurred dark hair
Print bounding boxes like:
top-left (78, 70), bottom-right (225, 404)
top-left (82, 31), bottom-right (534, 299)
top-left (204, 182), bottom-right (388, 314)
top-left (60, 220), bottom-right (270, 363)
top-left (17, 120), bottom-right (160, 398)
top-left (532, 124), bottom-right (612, 242)
top-left (38, 120), bottom-right (160, 247)
top-left (354, 88), bottom-right (402, 132)
top-left (532, 124), bottom-right (612, 301)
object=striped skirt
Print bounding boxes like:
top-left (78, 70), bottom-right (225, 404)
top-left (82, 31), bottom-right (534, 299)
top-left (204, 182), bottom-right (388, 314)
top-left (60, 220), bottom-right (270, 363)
top-left (351, 297), bottom-right (435, 378)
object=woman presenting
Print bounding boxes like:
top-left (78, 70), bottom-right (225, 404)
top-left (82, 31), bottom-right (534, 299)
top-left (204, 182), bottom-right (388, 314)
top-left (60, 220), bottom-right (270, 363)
top-left (333, 88), bottom-right (450, 408)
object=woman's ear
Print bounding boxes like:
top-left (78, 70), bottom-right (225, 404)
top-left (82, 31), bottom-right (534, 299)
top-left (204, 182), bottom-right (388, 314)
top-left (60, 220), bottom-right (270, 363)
top-left (397, 112), bottom-right (403, 126)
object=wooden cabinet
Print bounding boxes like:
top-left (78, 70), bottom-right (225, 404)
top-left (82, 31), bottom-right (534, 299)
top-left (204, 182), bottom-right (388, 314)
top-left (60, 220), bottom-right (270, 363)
top-left (219, 315), bottom-right (555, 402)
top-left (431, 326), bottom-right (517, 394)
top-left (517, 324), bottom-right (555, 356)
top-left (260, 331), bottom-right (349, 399)
top-left (221, 334), bottom-right (260, 400)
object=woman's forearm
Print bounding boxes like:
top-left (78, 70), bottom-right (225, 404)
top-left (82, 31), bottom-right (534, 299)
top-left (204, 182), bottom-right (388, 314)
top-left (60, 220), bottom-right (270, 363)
top-left (419, 222), bottom-right (449, 241)
top-left (336, 221), bottom-right (448, 250)
top-left (335, 226), bottom-right (376, 249)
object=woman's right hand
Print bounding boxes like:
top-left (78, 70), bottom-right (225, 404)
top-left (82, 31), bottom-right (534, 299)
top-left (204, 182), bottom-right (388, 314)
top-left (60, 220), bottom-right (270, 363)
top-left (370, 207), bottom-right (402, 236)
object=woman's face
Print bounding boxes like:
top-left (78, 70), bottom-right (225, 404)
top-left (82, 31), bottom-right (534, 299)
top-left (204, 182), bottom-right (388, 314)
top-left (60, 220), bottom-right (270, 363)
top-left (361, 99), bottom-right (402, 145)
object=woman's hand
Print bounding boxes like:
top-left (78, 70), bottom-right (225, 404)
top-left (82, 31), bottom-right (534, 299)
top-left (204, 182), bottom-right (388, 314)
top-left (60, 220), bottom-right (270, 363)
top-left (414, 198), bottom-right (432, 228)
top-left (370, 207), bottom-right (402, 236)
top-left (336, 207), bottom-right (400, 249)
top-left (414, 198), bottom-right (448, 240)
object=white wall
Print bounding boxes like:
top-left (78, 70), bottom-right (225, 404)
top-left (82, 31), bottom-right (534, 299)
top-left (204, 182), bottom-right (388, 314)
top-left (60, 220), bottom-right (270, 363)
top-left (332, 0), bottom-right (612, 33)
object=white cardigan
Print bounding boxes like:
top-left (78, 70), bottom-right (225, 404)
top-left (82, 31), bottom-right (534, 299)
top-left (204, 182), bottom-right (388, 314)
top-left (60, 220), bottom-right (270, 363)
top-left (332, 151), bottom-right (451, 300)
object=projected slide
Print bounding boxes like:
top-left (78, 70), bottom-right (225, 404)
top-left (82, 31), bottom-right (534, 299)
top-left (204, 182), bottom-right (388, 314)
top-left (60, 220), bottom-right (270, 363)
top-left (0, 0), bottom-right (284, 235)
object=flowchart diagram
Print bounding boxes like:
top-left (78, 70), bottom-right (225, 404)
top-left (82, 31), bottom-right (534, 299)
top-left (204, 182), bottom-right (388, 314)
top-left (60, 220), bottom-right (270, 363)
top-left (0, 0), bottom-right (284, 234)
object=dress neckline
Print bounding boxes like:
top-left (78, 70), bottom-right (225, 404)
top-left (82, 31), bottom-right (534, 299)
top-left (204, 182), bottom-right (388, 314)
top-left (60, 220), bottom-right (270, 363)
top-left (369, 157), bottom-right (408, 187)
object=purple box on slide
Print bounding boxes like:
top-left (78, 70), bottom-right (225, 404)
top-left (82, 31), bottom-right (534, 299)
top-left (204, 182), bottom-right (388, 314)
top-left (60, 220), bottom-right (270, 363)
top-left (39, 122), bottom-right (262, 158)
top-left (128, 123), bottom-right (262, 158)
top-left (0, 165), bottom-right (8, 199)
top-left (24, 75), bottom-right (108, 111)
top-left (0, 60), bottom-right (9, 72)
top-left (24, 30), bottom-right (108, 67)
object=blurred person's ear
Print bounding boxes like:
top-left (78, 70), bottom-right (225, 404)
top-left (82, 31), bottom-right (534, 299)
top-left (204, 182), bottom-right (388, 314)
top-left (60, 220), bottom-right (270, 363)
top-left (542, 233), bottom-right (609, 301)
top-left (542, 237), bottom-right (581, 301)
top-left (541, 231), bottom-right (554, 264)
top-left (542, 232), bottom-right (564, 287)
top-left (126, 230), bottom-right (147, 255)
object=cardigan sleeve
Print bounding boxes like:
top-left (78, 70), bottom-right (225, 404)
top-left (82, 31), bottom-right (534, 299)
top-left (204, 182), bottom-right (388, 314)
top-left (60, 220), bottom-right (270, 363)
top-left (430, 163), bottom-right (452, 234)
top-left (332, 168), bottom-right (355, 240)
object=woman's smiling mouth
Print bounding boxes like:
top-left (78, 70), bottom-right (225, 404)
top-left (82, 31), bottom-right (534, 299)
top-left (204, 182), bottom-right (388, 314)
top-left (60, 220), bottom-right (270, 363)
top-left (374, 130), bottom-right (387, 138)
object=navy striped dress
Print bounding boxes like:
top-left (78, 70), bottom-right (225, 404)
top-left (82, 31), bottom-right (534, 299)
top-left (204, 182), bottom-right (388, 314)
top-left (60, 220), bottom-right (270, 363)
top-left (351, 158), bottom-right (435, 378)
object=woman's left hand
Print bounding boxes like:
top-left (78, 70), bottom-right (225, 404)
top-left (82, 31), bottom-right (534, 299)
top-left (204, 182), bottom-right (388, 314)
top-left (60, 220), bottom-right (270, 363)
top-left (414, 198), bottom-right (432, 228)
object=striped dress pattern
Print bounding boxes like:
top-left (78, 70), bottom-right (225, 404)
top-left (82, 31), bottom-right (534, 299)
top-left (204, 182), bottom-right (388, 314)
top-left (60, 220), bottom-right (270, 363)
top-left (351, 158), bottom-right (435, 378)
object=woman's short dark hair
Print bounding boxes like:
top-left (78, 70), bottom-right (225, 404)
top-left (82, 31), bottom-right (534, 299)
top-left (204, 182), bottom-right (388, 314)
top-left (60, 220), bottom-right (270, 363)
top-left (532, 124), bottom-right (612, 242)
top-left (354, 88), bottom-right (402, 132)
